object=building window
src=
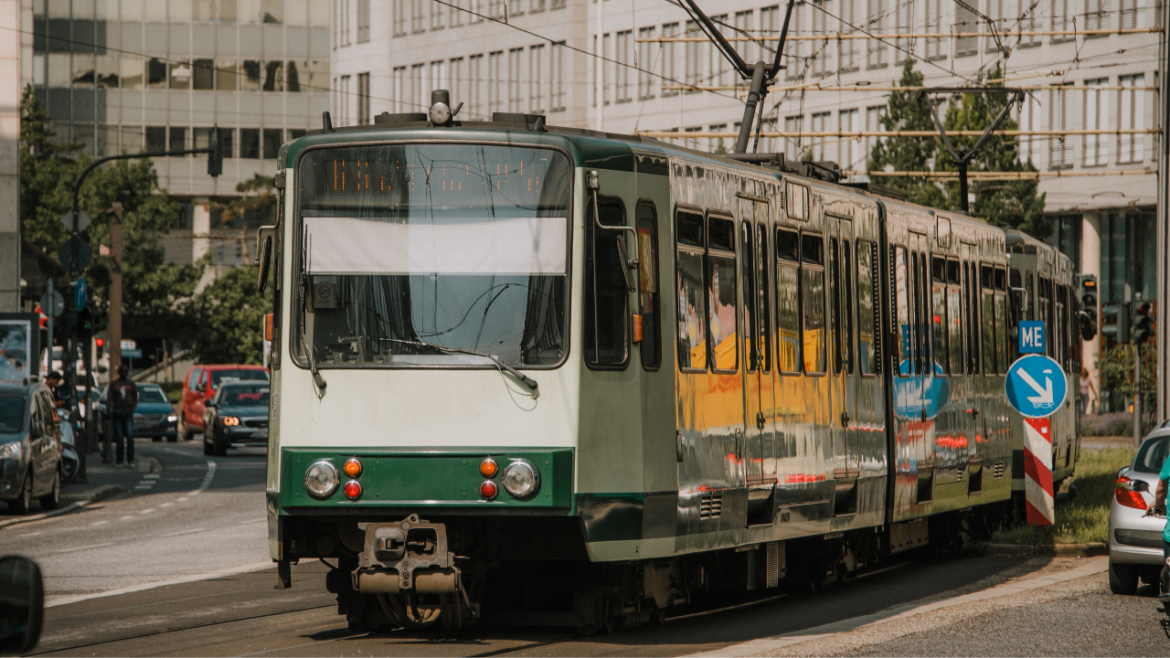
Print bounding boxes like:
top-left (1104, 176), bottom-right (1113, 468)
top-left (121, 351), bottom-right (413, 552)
top-left (412, 0), bottom-right (425, 32)
top-left (508, 48), bottom-right (523, 112)
top-left (1084, 78), bottom-right (1109, 166)
top-left (785, 115), bottom-right (804, 160)
top-left (551, 0), bottom-right (565, 9)
top-left (811, 4), bottom-right (828, 75)
top-left (685, 20), bottom-right (702, 91)
top-left (839, 0), bottom-right (858, 71)
top-left (508, 0), bottom-right (523, 16)
top-left (1050, 84), bottom-right (1074, 169)
top-left (551, 43), bottom-right (565, 111)
top-left (449, 0), bottom-right (464, 26)
top-left (896, 0), bottom-right (915, 61)
top-left (955, 3), bottom-right (978, 56)
top-left (529, 45), bottom-right (544, 113)
top-left (168, 127), bottom-right (186, 152)
top-left (339, 74), bottom-right (351, 125)
top-left (430, 60), bottom-right (446, 101)
top-left (1052, 0), bottom-right (1074, 39)
top-left (357, 72), bottom-right (370, 124)
top-left (839, 109), bottom-right (860, 170)
top-left (925, 0), bottom-right (944, 60)
top-left (811, 112), bottom-right (830, 161)
top-left (1121, 0), bottom-right (1141, 28)
top-left (710, 124), bottom-right (728, 153)
top-left (616, 30), bottom-right (631, 103)
top-left (638, 27), bottom-right (655, 100)
top-left (392, 66), bottom-right (406, 112)
top-left (288, 129), bottom-right (307, 141)
top-left (450, 57), bottom-right (464, 105)
top-left (393, 0), bottom-right (406, 35)
top-left (193, 59), bottom-right (213, 90)
top-left (867, 0), bottom-right (887, 67)
top-left (469, 55), bottom-right (484, 117)
top-left (145, 126), bottom-right (166, 152)
top-left (263, 129), bottom-right (281, 158)
top-left (240, 128), bottom-right (260, 159)
top-left (531, 0), bottom-right (546, 12)
top-left (1085, 0), bottom-right (1109, 30)
top-left (1119, 74), bottom-right (1145, 163)
top-left (734, 10), bottom-right (754, 63)
top-left (662, 22), bottom-right (679, 97)
top-left (358, 0), bottom-right (370, 41)
top-left (865, 105), bottom-right (883, 169)
top-left (488, 51), bottom-right (502, 114)
top-left (410, 64), bottom-right (424, 114)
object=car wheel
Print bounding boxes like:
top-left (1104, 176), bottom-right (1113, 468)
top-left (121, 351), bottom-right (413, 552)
top-left (213, 436), bottom-right (227, 458)
top-left (202, 432), bottom-right (213, 456)
top-left (182, 419), bottom-right (194, 442)
top-left (10, 472), bottom-right (32, 515)
top-left (39, 471), bottom-right (60, 511)
top-left (151, 435), bottom-right (162, 442)
top-left (166, 433), bottom-right (178, 443)
top-left (1109, 561), bottom-right (1139, 595)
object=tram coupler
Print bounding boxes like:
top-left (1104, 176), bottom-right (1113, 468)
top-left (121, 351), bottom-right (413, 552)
top-left (354, 515), bottom-right (459, 595)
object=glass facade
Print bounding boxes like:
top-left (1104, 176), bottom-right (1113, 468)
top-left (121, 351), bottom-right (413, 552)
top-left (30, 0), bottom-right (330, 197)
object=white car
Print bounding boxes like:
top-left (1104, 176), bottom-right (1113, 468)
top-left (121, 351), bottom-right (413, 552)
top-left (1108, 428), bottom-right (1170, 594)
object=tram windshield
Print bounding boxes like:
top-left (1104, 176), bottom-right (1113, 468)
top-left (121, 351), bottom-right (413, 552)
top-left (295, 143), bottom-right (571, 369)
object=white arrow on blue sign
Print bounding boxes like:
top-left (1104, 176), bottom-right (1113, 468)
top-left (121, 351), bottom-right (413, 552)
top-left (1005, 355), bottom-right (1068, 418)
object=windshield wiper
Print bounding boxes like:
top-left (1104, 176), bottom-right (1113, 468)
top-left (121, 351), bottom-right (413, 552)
top-left (379, 338), bottom-right (539, 396)
top-left (302, 338), bottom-right (327, 395)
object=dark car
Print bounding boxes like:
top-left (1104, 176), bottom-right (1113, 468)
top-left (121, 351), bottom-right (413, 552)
top-left (133, 384), bottom-right (179, 442)
top-left (0, 382), bottom-right (63, 514)
top-left (202, 382), bottom-right (269, 457)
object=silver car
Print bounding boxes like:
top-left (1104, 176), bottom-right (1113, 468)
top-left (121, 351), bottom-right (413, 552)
top-left (1108, 428), bottom-right (1170, 594)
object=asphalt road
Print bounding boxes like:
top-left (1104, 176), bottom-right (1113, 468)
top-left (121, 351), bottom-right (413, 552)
top-left (0, 438), bottom-right (270, 599)
top-left (5, 441), bottom-right (1168, 657)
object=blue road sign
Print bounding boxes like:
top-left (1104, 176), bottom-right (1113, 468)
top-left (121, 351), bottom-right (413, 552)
top-left (74, 278), bottom-right (87, 312)
top-left (121, 348), bottom-right (142, 359)
top-left (1006, 355), bottom-right (1067, 418)
top-left (1019, 320), bottom-right (1045, 354)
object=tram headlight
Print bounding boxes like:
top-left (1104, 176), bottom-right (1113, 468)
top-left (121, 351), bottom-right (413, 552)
top-left (500, 459), bottom-right (540, 499)
top-left (304, 460), bottom-right (340, 499)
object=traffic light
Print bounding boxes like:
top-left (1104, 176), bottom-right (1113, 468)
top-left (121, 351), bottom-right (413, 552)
top-left (207, 126), bottom-right (224, 177)
top-left (1103, 302), bottom-right (1131, 343)
top-left (95, 337), bottom-right (105, 359)
top-left (77, 307), bottom-right (93, 336)
top-left (1079, 275), bottom-right (1098, 341)
top-left (1134, 301), bottom-right (1155, 345)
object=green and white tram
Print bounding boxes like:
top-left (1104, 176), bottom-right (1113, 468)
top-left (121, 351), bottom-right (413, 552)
top-left (260, 96), bottom-right (1081, 632)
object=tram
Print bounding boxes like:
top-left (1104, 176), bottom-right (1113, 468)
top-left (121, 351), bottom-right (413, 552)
top-left (259, 96), bottom-right (1082, 632)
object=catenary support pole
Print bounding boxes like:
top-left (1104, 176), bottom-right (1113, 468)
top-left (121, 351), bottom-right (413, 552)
top-left (104, 202), bottom-right (123, 464)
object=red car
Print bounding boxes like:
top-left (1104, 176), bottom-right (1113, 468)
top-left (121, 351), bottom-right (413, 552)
top-left (179, 365), bottom-right (269, 440)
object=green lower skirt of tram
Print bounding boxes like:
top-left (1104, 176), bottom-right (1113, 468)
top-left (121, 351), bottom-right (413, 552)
top-left (277, 447), bottom-right (575, 511)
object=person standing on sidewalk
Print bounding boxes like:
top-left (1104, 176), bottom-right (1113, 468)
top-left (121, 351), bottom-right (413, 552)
top-left (107, 365), bottom-right (138, 467)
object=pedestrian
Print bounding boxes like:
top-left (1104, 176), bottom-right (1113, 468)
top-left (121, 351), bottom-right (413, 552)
top-left (106, 364), bottom-right (138, 468)
top-left (1079, 367), bottom-right (1098, 416)
top-left (51, 370), bottom-right (75, 411)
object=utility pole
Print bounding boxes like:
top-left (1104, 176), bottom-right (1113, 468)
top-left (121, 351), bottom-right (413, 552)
top-left (1157, 0), bottom-right (1170, 423)
top-left (1135, 294), bottom-right (1142, 449)
top-left (105, 202), bottom-right (123, 464)
top-left (594, 0), bottom-right (603, 133)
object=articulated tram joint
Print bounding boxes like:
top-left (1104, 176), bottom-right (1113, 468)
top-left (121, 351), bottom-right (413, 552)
top-left (354, 515), bottom-right (460, 595)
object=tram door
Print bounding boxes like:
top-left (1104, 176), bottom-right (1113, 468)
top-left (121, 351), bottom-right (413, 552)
top-left (739, 198), bottom-right (774, 487)
top-left (961, 243), bottom-right (981, 471)
top-left (826, 214), bottom-right (860, 479)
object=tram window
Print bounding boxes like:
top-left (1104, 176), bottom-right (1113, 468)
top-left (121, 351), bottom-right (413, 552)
top-left (708, 224), bottom-right (738, 373)
top-left (776, 258), bottom-right (801, 373)
top-left (994, 267), bottom-right (1006, 292)
top-left (965, 262), bottom-right (979, 375)
top-left (585, 197), bottom-right (629, 368)
top-left (996, 288), bottom-right (1009, 374)
top-left (932, 257), bottom-right (948, 375)
top-left (948, 262), bottom-right (964, 376)
top-left (802, 234), bottom-right (827, 374)
top-left (677, 211), bottom-right (704, 247)
top-left (947, 260), bottom-right (961, 285)
top-left (916, 253), bottom-right (930, 374)
top-left (856, 241), bottom-right (876, 376)
top-left (637, 202), bottom-right (661, 370)
top-left (842, 239), bottom-right (854, 374)
top-left (829, 239), bottom-right (843, 374)
top-left (1010, 268), bottom-right (1022, 289)
top-left (742, 222), bottom-right (758, 373)
top-left (676, 210), bottom-right (707, 372)
top-left (980, 264), bottom-right (997, 375)
top-left (894, 246), bottom-right (911, 377)
top-left (757, 223), bottom-right (771, 374)
top-left (1025, 272), bottom-right (1035, 321)
top-left (786, 182), bottom-right (809, 221)
top-left (776, 228), bottom-right (799, 262)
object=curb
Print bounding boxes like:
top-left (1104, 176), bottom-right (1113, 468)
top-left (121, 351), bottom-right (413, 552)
top-left (972, 541), bottom-right (1108, 557)
top-left (0, 483), bottom-right (132, 530)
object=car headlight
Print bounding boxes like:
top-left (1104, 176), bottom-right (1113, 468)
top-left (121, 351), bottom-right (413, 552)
top-left (222, 417), bottom-right (240, 426)
top-left (167, 415), bottom-right (177, 423)
top-left (0, 442), bottom-right (22, 460)
top-left (304, 460), bottom-right (339, 499)
top-left (501, 459), bottom-right (540, 499)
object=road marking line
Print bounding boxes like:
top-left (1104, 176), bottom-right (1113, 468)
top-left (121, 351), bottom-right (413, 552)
top-left (118, 515), bottom-right (134, 521)
top-left (684, 557), bottom-right (1108, 658)
top-left (240, 518), bottom-right (267, 525)
top-left (89, 520), bottom-right (109, 527)
top-left (46, 561), bottom-right (275, 608)
top-left (138, 508), bottom-right (155, 514)
top-left (143, 474), bottom-right (161, 479)
top-left (18, 531), bottom-right (43, 537)
top-left (159, 502), bottom-right (173, 508)
top-left (160, 527), bottom-right (207, 538)
top-left (52, 542), bottom-right (114, 555)
top-left (176, 497), bottom-right (188, 502)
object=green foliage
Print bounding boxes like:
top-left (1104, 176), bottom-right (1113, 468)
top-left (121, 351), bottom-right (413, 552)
top-left (182, 264), bottom-right (271, 365)
top-left (990, 447), bottom-right (1133, 545)
top-left (1097, 343), bottom-right (1158, 397)
top-left (935, 67), bottom-right (1049, 237)
top-left (19, 86), bottom-right (203, 336)
top-left (866, 59), bottom-right (947, 208)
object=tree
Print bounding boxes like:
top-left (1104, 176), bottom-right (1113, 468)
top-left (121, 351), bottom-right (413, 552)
top-left (867, 60), bottom-right (947, 208)
top-left (18, 86), bottom-right (203, 337)
top-left (935, 68), bottom-right (1049, 238)
top-left (183, 264), bottom-right (271, 365)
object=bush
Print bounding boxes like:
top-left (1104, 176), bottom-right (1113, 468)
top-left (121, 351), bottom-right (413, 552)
top-left (1081, 412), bottom-right (1136, 437)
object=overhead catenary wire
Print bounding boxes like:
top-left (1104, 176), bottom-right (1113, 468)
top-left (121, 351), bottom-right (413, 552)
top-left (638, 128), bottom-right (1160, 137)
top-left (635, 26), bottom-right (1162, 41)
top-left (852, 168), bottom-right (1156, 179)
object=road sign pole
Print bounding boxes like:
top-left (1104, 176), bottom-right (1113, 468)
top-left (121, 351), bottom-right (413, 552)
top-left (103, 202), bottom-right (123, 465)
top-left (1135, 342), bottom-right (1142, 449)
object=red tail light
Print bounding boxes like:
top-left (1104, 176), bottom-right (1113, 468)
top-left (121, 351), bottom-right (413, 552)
top-left (343, 480), bottom-right (362, 500)
top-left (479, 480), bottom-right (498, 500)
top-left (1115, 476), bottom-right (1148, 510)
